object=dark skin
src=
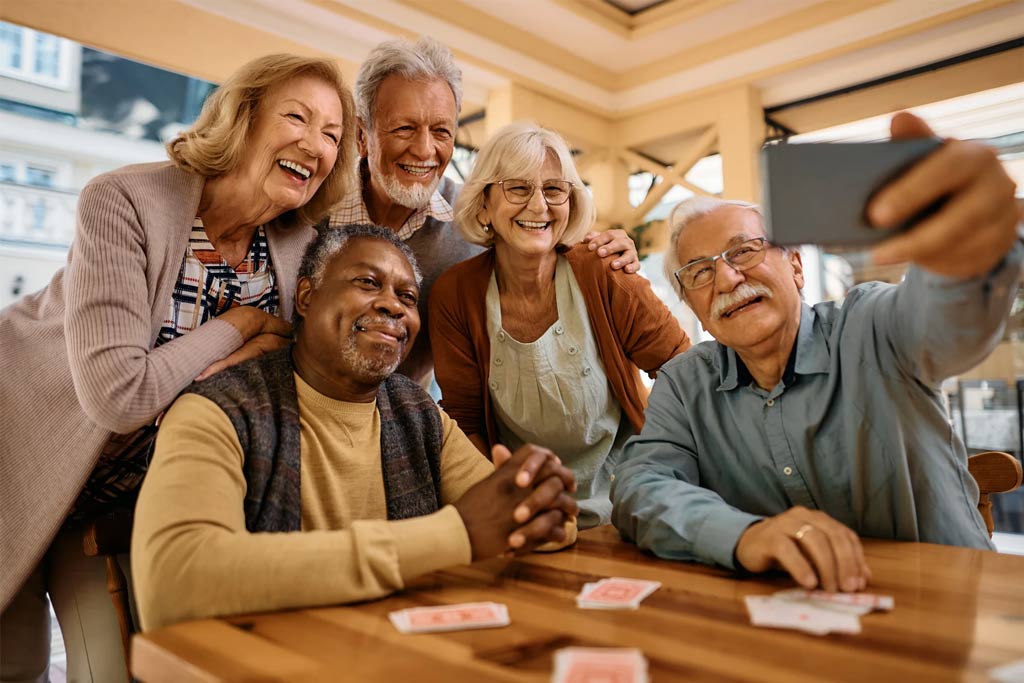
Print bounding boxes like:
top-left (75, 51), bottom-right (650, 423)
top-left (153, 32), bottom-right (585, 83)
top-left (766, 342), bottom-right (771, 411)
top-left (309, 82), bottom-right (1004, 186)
top-left (292, 236), bottom-right (578, 554)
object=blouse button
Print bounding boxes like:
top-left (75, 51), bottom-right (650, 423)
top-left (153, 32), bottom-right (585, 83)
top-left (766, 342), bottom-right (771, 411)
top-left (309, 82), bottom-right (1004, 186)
top-left (489, 380), bottom-right (498, 390)
top-left (582, 367), bottom-right (592, 376)
top-left (555, 324), bottom-right (565, 335)
top-left (497, 331), bottom-right (506, 342)
top-left (494, 357), bottom-right (504, 366)
top-left (568, 346), bottom-right (579, 356)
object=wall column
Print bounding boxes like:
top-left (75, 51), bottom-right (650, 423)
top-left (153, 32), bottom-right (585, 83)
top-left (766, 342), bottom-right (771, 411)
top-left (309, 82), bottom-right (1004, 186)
top-left (716, 84), bottom-right (765, 202)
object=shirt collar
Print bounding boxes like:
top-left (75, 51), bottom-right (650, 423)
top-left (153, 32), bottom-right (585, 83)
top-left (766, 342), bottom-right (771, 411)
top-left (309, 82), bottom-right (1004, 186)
top-left (327, 161), bottom-right (453, 239)
top-left (717, 303), bottom-right (828, 391)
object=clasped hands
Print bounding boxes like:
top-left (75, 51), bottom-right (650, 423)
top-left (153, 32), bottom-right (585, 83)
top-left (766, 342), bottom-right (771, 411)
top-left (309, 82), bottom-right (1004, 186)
top-left (454, 444), bottom-right (579, 561)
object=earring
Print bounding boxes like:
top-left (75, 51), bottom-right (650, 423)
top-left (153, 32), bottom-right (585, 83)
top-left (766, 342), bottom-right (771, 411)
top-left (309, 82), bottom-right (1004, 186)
top-left (482, 223), bottom-right (490, 232)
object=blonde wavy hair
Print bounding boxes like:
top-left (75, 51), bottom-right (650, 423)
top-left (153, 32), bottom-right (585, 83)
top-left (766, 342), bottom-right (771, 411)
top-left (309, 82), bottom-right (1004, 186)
top-left (167, 54), bottom-right (358, 231)
top-left (455, 121), bottom-right (595, 247)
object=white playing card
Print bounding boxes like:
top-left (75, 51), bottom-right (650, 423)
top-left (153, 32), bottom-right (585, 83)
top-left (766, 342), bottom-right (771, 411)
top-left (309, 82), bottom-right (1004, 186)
top-left (552, 647), bottom-right (649, 683)
top-left (990, 658), bottom-right (1024, 683)
top-left (773, 589), bottom-right (894, 616)
top-left (745, 595), bottom-right (861, 636)
top-left (576, 578), bottom-right (661, 610)
top-left (388, 602), bottom-right (510, 634)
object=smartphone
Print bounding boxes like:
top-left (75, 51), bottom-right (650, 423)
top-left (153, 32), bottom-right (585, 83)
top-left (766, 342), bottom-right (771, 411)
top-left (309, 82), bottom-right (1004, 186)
top-left (761, 139), bottom-right (943, 247)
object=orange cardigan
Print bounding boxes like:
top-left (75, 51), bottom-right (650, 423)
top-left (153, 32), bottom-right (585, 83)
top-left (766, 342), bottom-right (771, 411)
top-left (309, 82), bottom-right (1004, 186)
top-left (429, 245), bottom-right (691, 450)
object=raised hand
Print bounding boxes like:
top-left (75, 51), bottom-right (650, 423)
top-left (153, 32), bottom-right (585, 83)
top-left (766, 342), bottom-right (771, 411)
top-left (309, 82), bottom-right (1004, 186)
top-left (869, 111), bottom-right (1019, 279)
top-left (734, 506), bottom-right (872, 593)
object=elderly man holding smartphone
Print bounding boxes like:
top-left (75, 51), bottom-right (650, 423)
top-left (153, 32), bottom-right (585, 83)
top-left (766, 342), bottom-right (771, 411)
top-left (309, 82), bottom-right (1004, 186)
top-left (612, 112), bottom-right (1021, 593)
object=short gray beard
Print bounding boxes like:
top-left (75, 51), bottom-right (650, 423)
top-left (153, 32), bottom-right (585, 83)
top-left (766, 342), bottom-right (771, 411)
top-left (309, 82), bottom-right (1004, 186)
top-left (712, 282), bottom-right (774, 320)
top-left (339, 316), bottom-right (406, 383)
top-left (377, 170), bottom-right (438, 210)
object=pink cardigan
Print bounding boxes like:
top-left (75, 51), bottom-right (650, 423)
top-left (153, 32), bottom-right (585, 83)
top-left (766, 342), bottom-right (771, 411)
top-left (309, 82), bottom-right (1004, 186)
top-left (0, 161), bottom-right (314, 608)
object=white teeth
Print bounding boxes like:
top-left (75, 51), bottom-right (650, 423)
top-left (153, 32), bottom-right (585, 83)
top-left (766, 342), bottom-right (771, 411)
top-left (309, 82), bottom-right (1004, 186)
top-left (278, 159), bottom-right (311, 179)
top-left (398, 164), bottom-right (434, 176)
top-left (516, 220), bottom-right (549, 229)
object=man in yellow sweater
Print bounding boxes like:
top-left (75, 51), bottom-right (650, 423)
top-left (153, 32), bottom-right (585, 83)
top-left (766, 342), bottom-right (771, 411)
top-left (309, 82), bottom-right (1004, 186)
top-left (132, 223), bottom-right (578, 631)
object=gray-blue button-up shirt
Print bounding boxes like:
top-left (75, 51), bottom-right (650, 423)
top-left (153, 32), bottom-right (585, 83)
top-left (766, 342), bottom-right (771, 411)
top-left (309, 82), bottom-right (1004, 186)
top-left (612, 244), bottom-right (1022, 569)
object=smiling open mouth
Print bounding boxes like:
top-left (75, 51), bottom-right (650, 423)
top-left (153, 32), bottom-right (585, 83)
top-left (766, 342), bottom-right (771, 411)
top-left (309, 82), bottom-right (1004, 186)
top-left (723, 297), bottom-right (764, 319)
top-left (278, 159), bottom-right (312, 180)
top-left (398, 163), bottom-right (436, 177)
top-left (355, 323), bottom-right (407, 343)
top-left (515, 220), bottom-right (550, 231)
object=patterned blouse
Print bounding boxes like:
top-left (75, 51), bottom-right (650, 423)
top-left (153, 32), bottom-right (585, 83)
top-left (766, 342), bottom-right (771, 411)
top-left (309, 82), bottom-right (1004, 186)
top-left (68, 219), bottom-right (279, 523)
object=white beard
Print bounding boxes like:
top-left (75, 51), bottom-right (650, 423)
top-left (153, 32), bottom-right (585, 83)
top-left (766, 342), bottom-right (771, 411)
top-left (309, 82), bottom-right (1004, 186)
top-left (376, 168), bottom-right (439, 210)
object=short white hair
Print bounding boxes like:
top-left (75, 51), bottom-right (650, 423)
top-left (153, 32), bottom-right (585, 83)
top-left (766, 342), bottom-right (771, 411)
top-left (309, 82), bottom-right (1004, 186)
top-left (355, 36), bottom-right (462, 127)
top-left (454, 121), bottom-right (595, 247)
top-left (663, 197), bottom-right (762, 299)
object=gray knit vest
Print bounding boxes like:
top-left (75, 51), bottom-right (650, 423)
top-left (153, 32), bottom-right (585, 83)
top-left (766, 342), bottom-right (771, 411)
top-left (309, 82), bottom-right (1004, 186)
top-left (186, 348), bottom-right (444, 532)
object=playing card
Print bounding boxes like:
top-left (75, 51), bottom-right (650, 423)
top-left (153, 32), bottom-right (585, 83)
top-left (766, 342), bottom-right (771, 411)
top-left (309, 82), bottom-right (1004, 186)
top-left (745, 595), bottom-right (861, 636)
top-left (990, 658), bottom-right (1024, 683)
top-left (774, 589), bottom-right (894, 616)
top-left (388, 602), bottom-right (510, 634)
top-left (552, 647), bottom-right (649, 683)
top-left (576, 578), bottom-right (661, 610)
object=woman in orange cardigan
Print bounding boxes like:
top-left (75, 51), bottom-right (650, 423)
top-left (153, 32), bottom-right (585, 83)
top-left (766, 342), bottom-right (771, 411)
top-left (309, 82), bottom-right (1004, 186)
top-left (430, 121), bottom-right (690, 528)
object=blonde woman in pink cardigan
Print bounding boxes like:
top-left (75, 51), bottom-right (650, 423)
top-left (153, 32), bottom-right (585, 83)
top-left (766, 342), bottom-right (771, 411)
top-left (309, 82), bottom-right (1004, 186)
top-left (0, 54), bottom-right (357, 682)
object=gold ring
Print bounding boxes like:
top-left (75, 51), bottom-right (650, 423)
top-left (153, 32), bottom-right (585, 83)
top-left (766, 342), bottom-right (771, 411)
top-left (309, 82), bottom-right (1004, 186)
top-left (794, 523), bottom-right (814, 541)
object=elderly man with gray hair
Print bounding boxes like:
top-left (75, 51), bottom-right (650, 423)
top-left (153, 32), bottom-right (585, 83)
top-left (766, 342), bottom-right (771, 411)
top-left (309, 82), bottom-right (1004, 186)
top-left (326, 36), bottom-right (640, 382)
top-left (611, 112), bottom-right (1022, 594)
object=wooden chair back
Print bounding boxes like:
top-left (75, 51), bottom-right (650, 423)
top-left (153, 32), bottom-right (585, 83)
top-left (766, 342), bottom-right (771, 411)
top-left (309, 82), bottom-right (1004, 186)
top-left (967, 451), bottom-right (1023, 536)
top-left (81, 509), bottom-right (135, 676)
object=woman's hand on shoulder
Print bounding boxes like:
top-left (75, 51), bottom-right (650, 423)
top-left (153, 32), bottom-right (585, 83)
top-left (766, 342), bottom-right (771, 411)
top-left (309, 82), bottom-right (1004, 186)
top-left (217, 306), bottom-right (292, 342)
top-left (196, 332), bottom-right (291, 381)
top-left (582, 229), bottom-right (640, 274)
top-left (196, 307), bottom-right (292, 380)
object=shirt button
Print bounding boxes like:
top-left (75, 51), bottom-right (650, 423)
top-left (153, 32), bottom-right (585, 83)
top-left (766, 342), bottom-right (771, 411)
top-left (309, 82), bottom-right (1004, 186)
top-left (583, 367), bottom-right (592, 376)
top-left (766, 399), bottom-right (775, 407)
top-left (497, 331), bottom-right (506, 342)
top-left (489, 380), bottom-right (498, 390)
top-left (568, 346), bottom-right (579, 355)
top-left (610, 474), bottom-right (616, 482)
top-left (555, 324), bottom-right (565, 335)
top-left (494, 357), bottom-right (503, 366)
top-left (783, 466), bottom-right (793, 476)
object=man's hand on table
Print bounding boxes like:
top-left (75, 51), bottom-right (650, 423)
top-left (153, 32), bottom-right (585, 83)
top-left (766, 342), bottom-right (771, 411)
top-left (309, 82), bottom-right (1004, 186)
top-left (453, 444), bottom-right (579, 561)
top-left (870, 111), bottom-right (1020, 279)
top-left (735, 506), bottom-right (872, 593)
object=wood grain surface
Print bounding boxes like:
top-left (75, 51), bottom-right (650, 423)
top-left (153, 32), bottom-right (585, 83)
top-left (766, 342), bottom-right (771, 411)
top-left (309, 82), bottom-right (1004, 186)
top-left (132, 525), bottom-right (1024, 682)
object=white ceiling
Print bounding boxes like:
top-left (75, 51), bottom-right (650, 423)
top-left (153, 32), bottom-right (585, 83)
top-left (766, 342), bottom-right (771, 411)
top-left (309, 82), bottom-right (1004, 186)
top-left (182, 0), bottom-right (1024, 114)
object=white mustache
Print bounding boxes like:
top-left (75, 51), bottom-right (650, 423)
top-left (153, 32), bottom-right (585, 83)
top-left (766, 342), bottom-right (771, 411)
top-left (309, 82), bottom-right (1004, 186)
top-left (711, 282), bottom-right (773, 320)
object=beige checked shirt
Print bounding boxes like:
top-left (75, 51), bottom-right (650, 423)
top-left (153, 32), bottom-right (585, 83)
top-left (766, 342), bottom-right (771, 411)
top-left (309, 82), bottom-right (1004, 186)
top-left (327, 177), bottom-right (455, 241)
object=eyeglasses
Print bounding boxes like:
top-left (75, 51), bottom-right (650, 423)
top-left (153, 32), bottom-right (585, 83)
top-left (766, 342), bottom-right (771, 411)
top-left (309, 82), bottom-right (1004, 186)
top-left (495, 179), bottom-right (574, 206)
top-left (673, 237), bottom-right (771, 290)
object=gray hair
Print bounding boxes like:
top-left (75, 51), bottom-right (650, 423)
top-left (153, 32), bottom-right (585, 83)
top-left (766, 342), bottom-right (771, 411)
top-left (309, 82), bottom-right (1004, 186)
top-left (295, 224), bottom-right (422, 327)
top-left (454, 121), bottom-right (595, 248)
top-left (663, 197), bottom-right (762, 299)
top-left (355, 36), bottom-right (463, 128)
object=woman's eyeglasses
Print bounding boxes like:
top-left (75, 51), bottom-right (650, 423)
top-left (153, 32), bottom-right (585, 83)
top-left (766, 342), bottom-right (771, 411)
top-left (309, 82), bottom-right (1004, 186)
top-left (495, 179), bottom-right (573, 206)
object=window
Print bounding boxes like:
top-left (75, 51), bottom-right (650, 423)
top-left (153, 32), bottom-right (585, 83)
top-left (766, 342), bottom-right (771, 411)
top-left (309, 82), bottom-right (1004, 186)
top-left (25, 167), bottom-right (54, 187)
top-left (30, 199), bottom-right (46, 231)
top-left (33, 33), bottom-right (60, 79)
top-left (0, 22), bottom-right (71, 87)
top-left (0, 164), bottom-right (15, 183)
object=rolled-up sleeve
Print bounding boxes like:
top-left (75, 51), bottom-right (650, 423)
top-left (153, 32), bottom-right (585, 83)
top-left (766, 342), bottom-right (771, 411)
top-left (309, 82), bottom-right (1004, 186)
top-left (611, 362), bottom-right (762, 569)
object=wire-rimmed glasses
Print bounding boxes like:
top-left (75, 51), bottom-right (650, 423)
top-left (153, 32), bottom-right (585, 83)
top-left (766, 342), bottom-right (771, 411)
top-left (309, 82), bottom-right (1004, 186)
top-left (495, 179), bottom-right (574, 206)
top-left (673, 237), bottom-right (771, 290)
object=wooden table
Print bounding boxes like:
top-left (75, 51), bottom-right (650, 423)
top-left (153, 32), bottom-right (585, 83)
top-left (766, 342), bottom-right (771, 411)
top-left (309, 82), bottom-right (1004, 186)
top-left (132, 526), bottom-right (1024, 682)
